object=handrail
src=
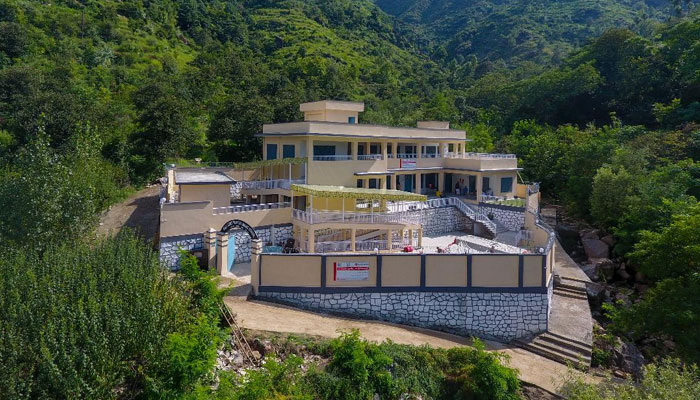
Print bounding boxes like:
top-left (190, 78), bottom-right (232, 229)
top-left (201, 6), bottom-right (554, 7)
top-left (313, 155), bottom-right (353, 161)
top-left (241, 179), bottom-right (305, 190)
top-left (357, 154), bottom-right (384, 160)
top-left (213, 201), bottom-right (291, 215)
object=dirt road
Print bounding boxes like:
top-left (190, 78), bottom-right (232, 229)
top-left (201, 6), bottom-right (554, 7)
top-left (97, 185), bottom-right (161, 242)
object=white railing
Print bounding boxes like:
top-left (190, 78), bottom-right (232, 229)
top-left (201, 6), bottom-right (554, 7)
top-left (313, 155), bottom-right (353, 161)
top-left (241, 178), bottom-right (305, 191)
top-left (480, 195), bottom-right (526, 208)
top-left (213, 201), bottom-right (291, 215)
top-left (293, 209), bottom-right (421, 225)
top-left (357, 154), bottom-right (383, 161)
top-left (313, 237), bottom-right (413, 253)
top-left (396, 153), bottom-right (417, 159)
top-left (421, 153), bottom-right (439, 158)
top-left (443, 152), bottom-right (517, 160)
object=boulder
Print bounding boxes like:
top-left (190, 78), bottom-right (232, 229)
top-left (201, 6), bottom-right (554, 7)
top-left (589, 258), bottom-right (615, 280)
top-left (586, 282), bottom-right (606, 304)
top-left (601, 234), bottom-right (615, 247)
top-left (613, 339), bottom-right (645, 378)
top-left (583, 238), bottom-right (610, 259)
top-left (616, 266), bottom-right (631, 281)
top-left (581, 229), bottom-right (601, 240)
top-left (581, 263), bottom-right (599, 281)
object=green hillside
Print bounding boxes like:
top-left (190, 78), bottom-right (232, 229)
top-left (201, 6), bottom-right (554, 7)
top-left (375, 0), bottom-right (694, 67)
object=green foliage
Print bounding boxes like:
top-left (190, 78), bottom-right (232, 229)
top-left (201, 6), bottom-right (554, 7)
top-left (562, 358), bottom-right (700, 400)
top-left (442, 339), bottom-right (521, 400)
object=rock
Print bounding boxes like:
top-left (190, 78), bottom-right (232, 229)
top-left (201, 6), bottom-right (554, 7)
top-left (233, 354), bottom-right (244, 365)
top-left (663, 340), bottom-right (676, 352)
top-left (614, 339), bottom-right (645, 377)
top-left (580, 229), bottom-right (601, 240)
top-left (613, 370), bottom-right (627, 379)
top-left (583, 238), bottom-right (610, 259)
top-left (616, 268), bottom-right (631, 281)
top-left (601, 235), bottom-right (615, 247)
top-left (589, 258), bottom-right (615, 280)
top-left (252, 350), bottom-right (262, 360)
top-left (581, 263), bottom-right (599, 281)
top-left (615, 292), bottom-right (631, 306)
top-left (586, 282), bottom-right (606, 301)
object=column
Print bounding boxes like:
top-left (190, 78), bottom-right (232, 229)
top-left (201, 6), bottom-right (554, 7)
top-left (392, 142), bottom-right (398, 158)
top-left (308, 227), bottom-right (315, 253)
top-left (407, 229), bottom-right (413, 247)
top-left (205, 228), bottom-right (217, 269)
top-left (400, 228), bottom-right (406, 247)
top-left (382, 142), bottom-right (388, 160)
top-left (216, 232), bottom-right (229, 276)
top-left (438, 173), bottom-right (445, 194)
top-left (417, 143), bottom-right (422, 159)
top-left (418, 228), bottom-right (423, 248)
top-left (306, 138), bottom-right (313, 160)
top-left (475, 172), bottom-right (483, 203)
top-left (386, 229), bottom-right (393, 251)
top-left (415, 172), bottom-right (422, 194)
top-left (352, 141), bottom-right (359, 160)
top-left (351, 228), bottom-right (356, 252)
top-left (462, 141), bottom-right (467, 158)
top-left (250, 238), bottom-right (263, 295)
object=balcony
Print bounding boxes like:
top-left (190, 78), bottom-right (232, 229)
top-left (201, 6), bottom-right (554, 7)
top-left (312, 155), bottom-right (353, 161)
top-left (242, 178), bottom-right (305, 191)
top-left (357, 154), bottom-right (384, 160)
top-left (213, 201), bottom-right (291, 215)
top-left (293, 209), bottom-right (421, 225)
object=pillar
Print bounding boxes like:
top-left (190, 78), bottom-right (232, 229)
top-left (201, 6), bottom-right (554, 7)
top-left (438, 173), bottom-right (445, 194)
top-left (351, 228), bottom-right (356, 252)
top-left (407, 229), bottom-right (413, 247)
top-left (306, 138), bottom-right (313, 160)
top-left (476, 173), bottom-right (483, 203)
top-left (382, 142), bottom-right (388, 160)
top-left (250, 238), bottom-right (263, 295)
top-left (216, 232), bottom-right (229, 276)
top-left (417, 143), bottom-right (422, 159)
top-left (205, 228), bottom-right (217, 269)
top-left (418, 228), bottom-right (423, 248)
top-left (462, 142), bottom-right (467, 158)
top-left (392, 142), bottom-right (398, 158)
top-left (308, 227), bottom-right (315, 253)
top-left (415, 172), bottom-right (422, 194)
top-left (352, 141), bottom-right (359, 160)
top-left (386, 229), bottom-right (393, 251)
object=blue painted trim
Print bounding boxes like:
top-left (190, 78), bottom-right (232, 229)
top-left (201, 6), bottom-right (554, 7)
top-left (478, 202), bottom-right (526, 212)
top-left (321, 256), bottom-right (327, 288)
top-left (258, 286), bottom-right (549, 294)
top-left (541, 255), bottom-right (547, 287)
top-left (420, 255), bottom-right (426, 287)
top-left (467, 255), bottom-right (472, 287)
top-left (160, 232), bottom-right (205, 242)
top-left (376, 255), bottom-right (382, 288)
top-left (518, 255), bottom-right (524, 288)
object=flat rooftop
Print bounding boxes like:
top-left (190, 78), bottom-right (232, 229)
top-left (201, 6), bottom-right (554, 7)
top-left (174, 170), bottom-right (235, 185)
top-left (260, 121), bottom-right (468, 141)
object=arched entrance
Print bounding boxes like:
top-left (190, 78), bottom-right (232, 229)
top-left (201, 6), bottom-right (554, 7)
top-left (220, 220), bottom-right (259, 273)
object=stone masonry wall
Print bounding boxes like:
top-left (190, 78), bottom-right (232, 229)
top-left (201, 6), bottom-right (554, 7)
top-left (159, 224), bottom-right (293, 268)
top-left (420, 206), bottom-right (473, 236)
top-left (479, 204), bottom-right (525, 231)
top-left (258, 286), bottom-right (551, 341)
top-left (159, 234), bottom-right (204, 269)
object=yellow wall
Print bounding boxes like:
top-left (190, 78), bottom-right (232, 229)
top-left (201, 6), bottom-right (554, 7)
top-left (425, 255), bottom-right (467, 287)
top-left (260, 255), bottom-right (321, 286)
top-left (523, 256), bottom-right (543, 287)
top-left (160, 201), bottom-right (293, 237)
top-left (381, 256), bottom-right (421, 287)
top-left (179, 184), bottom-right (231, 207)
top-left (325, 256), bottom-right (377, 287)
top-left (471, 255), bottom-right (519, 287)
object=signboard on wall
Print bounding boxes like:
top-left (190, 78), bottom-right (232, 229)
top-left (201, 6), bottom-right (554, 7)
top-left (333, 261), bottom-right (370, 281)
top-left (400, 159), bottom-right (416, 169)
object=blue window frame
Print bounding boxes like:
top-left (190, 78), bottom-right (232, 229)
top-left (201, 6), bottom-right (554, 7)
top-left (266, 144), bottom-right (278, 160)
top-left (348, 116), bottom-right (356, 124)
top-left (282, 144), bottom-right (295, 158)
top-left (500, 177), bottom-right (513, 193)
top-left (314, 145), bottom-right (336, 156)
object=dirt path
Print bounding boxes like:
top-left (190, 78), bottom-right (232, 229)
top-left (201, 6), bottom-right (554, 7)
top-left (98, 185), bottom-right (161, 242)
top-left (224, 295), bottom-right (596, 395)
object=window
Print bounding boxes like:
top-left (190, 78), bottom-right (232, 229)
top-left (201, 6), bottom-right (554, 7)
top-left (266, 144), bottom-right (278, 160)
top-left (500, 177), bottom-right (513, 193)
top-left (368, 178), bottom-right (378, 189)
top-left (370, 144), bottom-right (380, 154)
top-left (357, 179), bottom-right (364, 188)
top-left (313, 145), bottom-right (336, 156)
top-left (348, 116), bottom-right (356, 124)
top-left (282, 144), bottom-right (295, 158)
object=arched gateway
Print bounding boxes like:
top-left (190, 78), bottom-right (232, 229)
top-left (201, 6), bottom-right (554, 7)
top-left (220, 219), bottom-right (258, 240)
top-left (217, 220), bottom-right (259, 274)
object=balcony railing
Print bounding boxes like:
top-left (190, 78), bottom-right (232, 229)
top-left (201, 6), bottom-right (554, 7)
top-left (480, 195), bottom-right (526, 208)
top-left (395, 153), bottom-right (417, 159)
top-left (293, 209), bottom-right (421, 225)
top-left (213, 201), bottom-right (291, 215)
top-left (357, 154), bottom-right (384, 160)
top-left (241, 178), bottom-right (305, 191)
top-left (444, 152), bottom-right (517, 160)
top-left (313, 238), bottom-right (414, 253)
top-left (312, 155), bottom-right (353, 161)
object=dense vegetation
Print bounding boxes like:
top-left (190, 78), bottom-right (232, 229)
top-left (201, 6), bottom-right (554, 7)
top-left (0, 0), bottom-right (699, 397)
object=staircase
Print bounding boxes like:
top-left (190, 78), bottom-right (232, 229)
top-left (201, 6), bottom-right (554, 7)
top-left (452, 198), bottom-right (498, 237)
top-left (513, 331), bottom-right (592, 367)
top-left (513, 277), bottom-right (592, 367)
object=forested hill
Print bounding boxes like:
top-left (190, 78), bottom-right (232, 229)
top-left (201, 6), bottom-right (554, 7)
top-left (375, 0), bottom-right (696, 66)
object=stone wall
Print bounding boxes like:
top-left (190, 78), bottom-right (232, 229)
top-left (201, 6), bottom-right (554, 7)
top-left (420, 206), bottom-right (473, 235)
top-left (159, 233), bottom-right (204, 269)
top-left (479, 204), bottom-right (525, 231)
top-left (159, 224), bottom-right (293, 268)
top-left (257, 285), bottom-right (551, 341)
top-left (231, 224), bottom-right (293, 263)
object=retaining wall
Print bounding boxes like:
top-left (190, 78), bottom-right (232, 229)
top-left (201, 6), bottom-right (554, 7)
top-left (478, 203), bottom-right (525, 231)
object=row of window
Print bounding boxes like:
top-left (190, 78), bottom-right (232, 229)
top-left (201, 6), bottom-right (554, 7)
top-left (354, 176), bottom-right (514, 193)
top-left (266, 143), bottom-right (446, 160)
top-left (266, 144), bottom-right (296, 160)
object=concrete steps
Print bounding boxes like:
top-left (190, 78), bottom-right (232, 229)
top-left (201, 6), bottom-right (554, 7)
top-left (514, 331), bottom-right (592, 368)
top-left (554, 278), bottom-right (588, 300)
